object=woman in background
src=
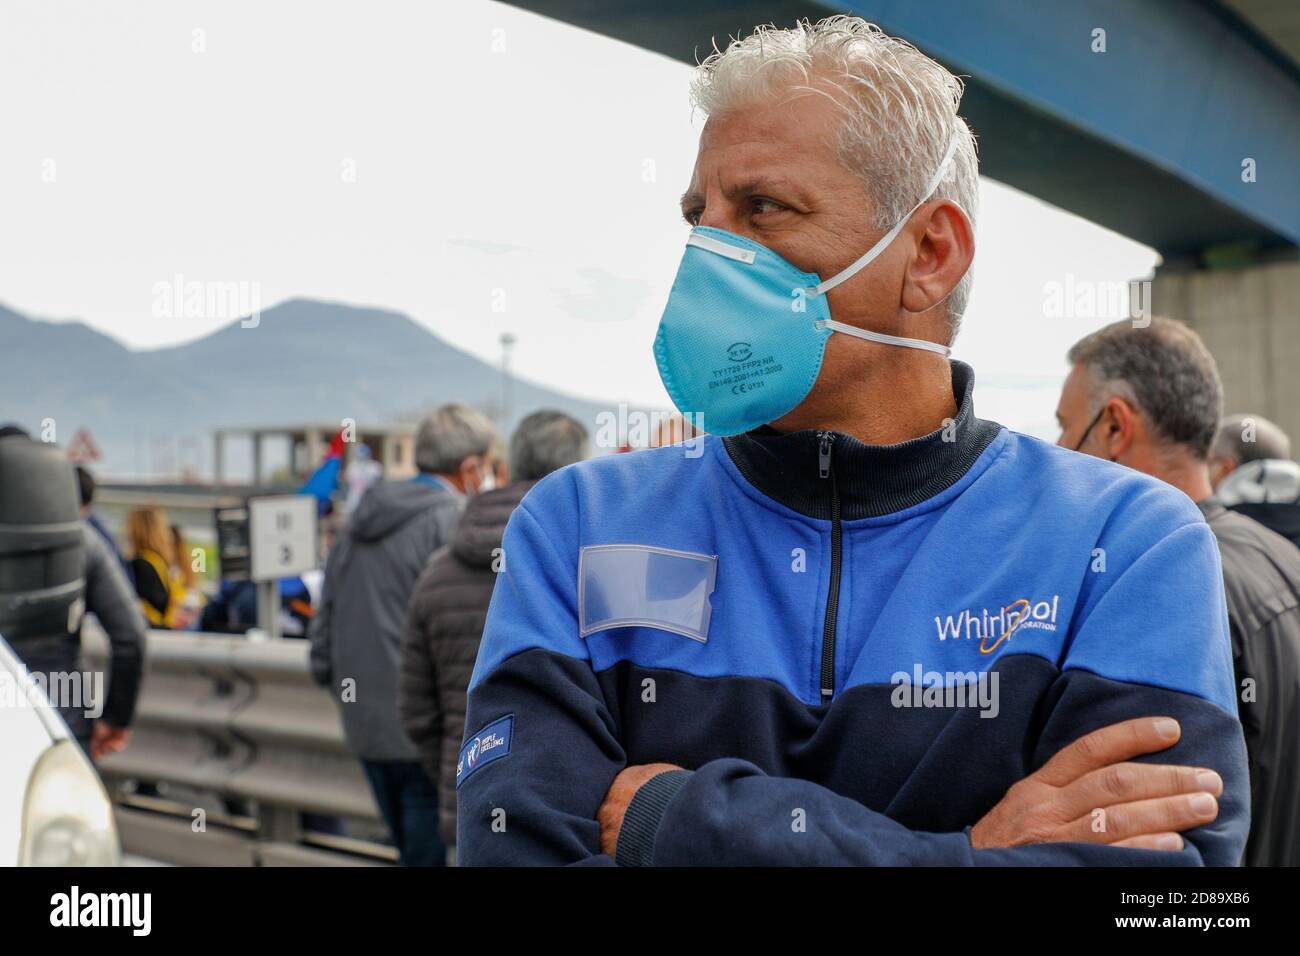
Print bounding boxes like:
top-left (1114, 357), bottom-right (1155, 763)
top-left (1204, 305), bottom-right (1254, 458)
top-left (169, 524), bottom-right (205, 629)
top-left (124, 507), bottom-right (178, 628)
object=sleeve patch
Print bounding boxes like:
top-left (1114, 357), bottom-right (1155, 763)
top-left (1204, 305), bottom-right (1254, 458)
top-left (456, 715), bottom-right (515, 788)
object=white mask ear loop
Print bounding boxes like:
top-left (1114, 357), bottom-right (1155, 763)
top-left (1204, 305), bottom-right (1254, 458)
top-left (810, 135), bottom-right (961, 298)
top-left (813, 318), bottom-right (952, 357)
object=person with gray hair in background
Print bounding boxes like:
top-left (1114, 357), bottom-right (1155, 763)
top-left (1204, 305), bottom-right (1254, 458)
top-left (399, 410), bottom-right (588, 865)
top-left (309, 402), bottom-right (497, 866)
top-left (1209, 413), bottom-right (1300, 551)
top-left (1058, 316), bottom-right (1300, 867)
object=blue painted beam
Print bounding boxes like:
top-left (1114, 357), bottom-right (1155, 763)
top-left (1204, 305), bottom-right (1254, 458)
top-left (503, 0), bottom-right (1299, 254)
top-left (843, 0), bottom-right (1299, 247)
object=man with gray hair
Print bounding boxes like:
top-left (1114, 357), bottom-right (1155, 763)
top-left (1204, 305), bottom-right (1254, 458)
top-left (1059, 316), bottom-right (1300, 866)
top-left (1209, 413), bottom-right (1300, 550)
top-left (458, 17), bottom-right (1247, 867)
top-left (400, 410), bottom-right (588, 864)
top-left (310, 402), bottom-right (496, 865)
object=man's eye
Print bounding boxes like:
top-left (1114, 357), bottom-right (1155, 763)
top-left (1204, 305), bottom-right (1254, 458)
top-left (751, 197), bottom-right (788, 217)
top-left (683, 208), bottom-right (703, 226)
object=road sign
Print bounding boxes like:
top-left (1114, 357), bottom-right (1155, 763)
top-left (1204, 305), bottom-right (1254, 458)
top-left (214, 505), bottom-right (252, 581)
top-left (248, 495), bottom-right (317, 581)
top-left (67, 428), bottom-right (101, 463)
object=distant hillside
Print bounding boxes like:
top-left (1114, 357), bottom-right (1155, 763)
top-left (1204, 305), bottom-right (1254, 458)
top-left (0, 298), bottom-right (626, 477)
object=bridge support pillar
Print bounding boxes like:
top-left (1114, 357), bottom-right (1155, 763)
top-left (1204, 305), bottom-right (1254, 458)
top-left (1153, 252), bottom-right (1300, 445)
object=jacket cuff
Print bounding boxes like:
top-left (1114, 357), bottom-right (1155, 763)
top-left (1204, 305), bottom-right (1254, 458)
top-left (615, 769), bottom-right (692, 867)
top-left (99, 699), bottom-right (135, 729)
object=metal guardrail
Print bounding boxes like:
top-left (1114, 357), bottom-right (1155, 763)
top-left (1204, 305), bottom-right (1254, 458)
top-left (82, 623), bottom-right (396, 866)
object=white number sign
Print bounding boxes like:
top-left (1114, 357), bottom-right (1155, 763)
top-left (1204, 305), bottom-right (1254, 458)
top-left (248, 495), bottom-right (317, 581)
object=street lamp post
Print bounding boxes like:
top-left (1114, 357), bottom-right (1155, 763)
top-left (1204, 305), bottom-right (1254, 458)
top-left (499, 332), bottom-right (517, 429)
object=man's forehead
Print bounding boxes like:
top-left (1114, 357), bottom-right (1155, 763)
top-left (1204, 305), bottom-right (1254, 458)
top-left (689, 96), bottom-right (855, 192)
top-left (699, 90), bottom-right (843, 152)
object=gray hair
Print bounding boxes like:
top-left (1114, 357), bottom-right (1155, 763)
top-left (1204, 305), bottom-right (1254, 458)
top-left (509, 410), bottom-right (589, 482)
top-left (414, 403), bottom-right (497, 475)
top-left (1067, 316), bottom-right (1223, 459)
top-left (1213, 413), bottom-right (1292, 464)
top-left (690, 16), bottom-right (979, 339)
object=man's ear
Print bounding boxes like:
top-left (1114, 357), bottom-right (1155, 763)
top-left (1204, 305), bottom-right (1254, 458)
top-left (456, 455), bottom-right (481, 487)
top-left (1208, 455), bottom-right (1236, 488)
top-left (1101, 398), bottom-right (1139, 461)
top-left (900, 200), bottom-right (974, 316)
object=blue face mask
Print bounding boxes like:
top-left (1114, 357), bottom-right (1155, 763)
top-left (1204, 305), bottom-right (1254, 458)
top-left (653, 138), bottom-right (960, 437)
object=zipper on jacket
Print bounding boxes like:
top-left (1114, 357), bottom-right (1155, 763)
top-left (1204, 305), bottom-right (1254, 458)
top-left (818, 431), bottom-right (842, 701)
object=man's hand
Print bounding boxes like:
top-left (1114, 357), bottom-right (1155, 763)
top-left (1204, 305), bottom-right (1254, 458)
top-left (90, 723), bottom-right (131, 760)
top-left (971, 717), bottom-right (1222, 852)
top-left (598, 763), bottom-right (683, 858)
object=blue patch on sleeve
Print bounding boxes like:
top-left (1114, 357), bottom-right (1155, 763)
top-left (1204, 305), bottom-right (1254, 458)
top-left (456, 715), bottom-right (514, 789)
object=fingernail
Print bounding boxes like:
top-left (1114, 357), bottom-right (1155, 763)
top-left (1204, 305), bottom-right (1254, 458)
top-left (1155, 834), bottom-right (1183, 850)
top-left (1188, 793), bottom-right (1216, 816)
top-left (1154, 718), bottom-right (1180, 740)
top-left (1195, 770), bottom-right (1222, 794)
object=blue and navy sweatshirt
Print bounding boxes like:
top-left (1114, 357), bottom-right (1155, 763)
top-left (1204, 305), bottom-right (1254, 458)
top-left (457, 362), bottom-right (1250, 865)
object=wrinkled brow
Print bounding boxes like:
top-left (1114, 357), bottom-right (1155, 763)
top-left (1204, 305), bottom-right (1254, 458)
top-left (680, 177), bottom-right (806, 213)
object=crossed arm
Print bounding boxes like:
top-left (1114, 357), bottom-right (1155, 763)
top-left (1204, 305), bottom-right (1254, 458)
top-left (598, 716), bottom-right (1226, 863)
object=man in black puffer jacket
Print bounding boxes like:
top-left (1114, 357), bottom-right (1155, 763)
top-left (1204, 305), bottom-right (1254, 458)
top-left (399, 410), bottom-right (589, 863)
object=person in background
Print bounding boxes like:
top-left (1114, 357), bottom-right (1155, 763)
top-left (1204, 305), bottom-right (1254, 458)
top-left (76, 465), bottom-right (132, 583)
top-left (484, 436), bottom-right (508, 490)
top-left (1209, 413), bottom-right (1300, 551)
top-left (309, 402), bottom-right (497, 866)
top-left (1059, 315), bottom-right (1300, 867)
top-left (344, 442), bottom-right (384, 515)
top-left (79, 517), bottom-right (146, 758)
top-left (400, 410), bottom-right (589, 866)
top-left (198, 580), bottom-right (258, 634)
top-left (199, 574), bottom-right (317, 636)
top-left (124, 507), bottom-right (179, 629)
top-left (0, 427), bottom-right (144, 758)
top-left (169, 524), bottom-right (205, 629)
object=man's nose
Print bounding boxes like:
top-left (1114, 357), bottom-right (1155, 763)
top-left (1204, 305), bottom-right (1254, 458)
top-left (696, 198), bottom-right (742, 235)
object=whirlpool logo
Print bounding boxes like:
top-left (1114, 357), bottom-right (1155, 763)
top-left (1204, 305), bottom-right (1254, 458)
top-left (935, 595), bottom-right (1061, 654)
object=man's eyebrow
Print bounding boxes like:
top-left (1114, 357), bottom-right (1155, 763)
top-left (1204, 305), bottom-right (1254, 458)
top-left (724, 176), bottom-right (801, 199)
top-left (679, 177), bottom-right (808, 212)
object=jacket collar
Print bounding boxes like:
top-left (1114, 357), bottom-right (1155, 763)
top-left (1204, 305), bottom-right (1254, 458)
top-left (452, 480), bottom-right (536, 568)
top-left (721, 361), bottom-right (1002, 520)
top-left (1197, 497), bottom-right (1228, 522)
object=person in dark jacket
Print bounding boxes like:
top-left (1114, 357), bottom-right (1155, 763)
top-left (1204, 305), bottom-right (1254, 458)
top-left (0, 428), bottom-right (144, 755)
top-left (78, 524), bottom-right (147, 756)
top-left (76, 465), bottom-right (133, 583)
top-left (1062, 316), bottom-right (1300, 866)
top-left (309, 403), bottom-right (497, 866)
top-left (1209, 413), bottom-right (1300, 550)
top-left (22, 521), bottom-right (147, 754)
top-left (399, 411), bottom-right (589, 864)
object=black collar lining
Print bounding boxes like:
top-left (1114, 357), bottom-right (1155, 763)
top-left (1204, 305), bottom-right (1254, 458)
top-left (721, 361), bottom-right (1002, 520)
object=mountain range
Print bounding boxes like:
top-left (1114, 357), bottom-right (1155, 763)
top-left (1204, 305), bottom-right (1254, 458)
top-left (0, 298), bottom-right (627, 478)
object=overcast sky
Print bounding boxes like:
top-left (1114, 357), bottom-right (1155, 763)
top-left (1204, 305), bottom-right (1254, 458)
top-left (0, 0), bottom-right (1158, 440)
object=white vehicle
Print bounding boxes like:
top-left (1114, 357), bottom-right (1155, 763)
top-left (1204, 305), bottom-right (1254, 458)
top-left (0, 636), bottom-right (121, 866)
